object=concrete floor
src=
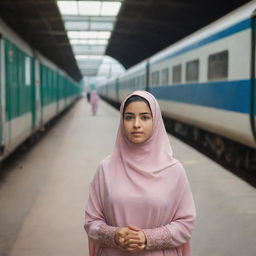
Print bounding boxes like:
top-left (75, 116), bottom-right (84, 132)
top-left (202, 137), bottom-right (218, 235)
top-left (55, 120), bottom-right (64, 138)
top-left (0, 98), bottom-right (255, 256)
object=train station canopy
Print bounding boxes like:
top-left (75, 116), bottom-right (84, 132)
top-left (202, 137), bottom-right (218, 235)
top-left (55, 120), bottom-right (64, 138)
top-left (0, 0), bottom-right (252, 82)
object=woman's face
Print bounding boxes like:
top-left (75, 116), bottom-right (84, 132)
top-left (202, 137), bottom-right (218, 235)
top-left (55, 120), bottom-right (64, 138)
top-left (123, 101), bottom-right (153, 144)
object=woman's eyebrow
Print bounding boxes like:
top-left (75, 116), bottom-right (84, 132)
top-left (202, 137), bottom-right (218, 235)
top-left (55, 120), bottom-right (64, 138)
top-left (124, 112), bottom-right (151, 115)
top-left (140, 112), bottom-right (152, 115)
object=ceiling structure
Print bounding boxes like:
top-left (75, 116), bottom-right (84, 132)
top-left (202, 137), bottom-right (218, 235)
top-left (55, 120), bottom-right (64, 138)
top-left (0, 0), bottom-right (82, 81)
top-left (57, 0), bottom-right (124, 78)
top-left (107, 0), bottom-right (253, 69)
top-left (0, 0), bottom-right (252, 82)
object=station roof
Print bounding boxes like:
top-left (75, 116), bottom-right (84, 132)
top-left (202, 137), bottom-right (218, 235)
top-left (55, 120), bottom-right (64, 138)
top-left (107, 0), bottom-right (253, 69)
top-left (0, 0), bottom-right (82, 81)
top-left (0, 0), bottom-right (252, 81)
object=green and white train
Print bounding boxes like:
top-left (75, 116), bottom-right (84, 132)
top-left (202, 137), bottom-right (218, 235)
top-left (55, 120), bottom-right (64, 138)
top-left (0, 18), bottom-right (82, 161)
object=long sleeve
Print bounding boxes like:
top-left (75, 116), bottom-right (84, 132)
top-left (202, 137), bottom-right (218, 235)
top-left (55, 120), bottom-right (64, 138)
top-left (84, 167), bottom-right (118, 248)
top-left (143, 168), bottom-right (196, 250)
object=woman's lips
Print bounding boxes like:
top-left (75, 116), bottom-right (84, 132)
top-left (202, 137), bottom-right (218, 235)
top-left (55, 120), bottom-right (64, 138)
top-left (132, 132), bottom-right (143, 135)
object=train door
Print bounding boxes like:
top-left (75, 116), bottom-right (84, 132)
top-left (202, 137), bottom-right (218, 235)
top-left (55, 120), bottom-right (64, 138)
top-left (56, 74), bottom-right (59, 113)
top-left (30, 57), bottom-right (36, 130)
top-left (34, 59), bottom-right (42, 127)
top-left (252, 14), bottom-right (256, 141)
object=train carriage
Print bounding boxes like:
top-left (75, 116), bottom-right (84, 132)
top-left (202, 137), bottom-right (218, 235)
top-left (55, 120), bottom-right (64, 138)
top-left (148, 3), bottom-right (255, 148)
top-left (0, 18), bottom-right (82, 161)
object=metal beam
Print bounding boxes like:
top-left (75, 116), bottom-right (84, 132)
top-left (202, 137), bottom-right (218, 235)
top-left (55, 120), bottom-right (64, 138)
top-left (63, 15), bottom-right (116, 22)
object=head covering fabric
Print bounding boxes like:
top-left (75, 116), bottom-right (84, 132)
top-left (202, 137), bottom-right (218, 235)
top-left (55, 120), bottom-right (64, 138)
top-left (85, 91), bottom-right (196, 256)
top-left (113, 90), bottom-right (178, 175)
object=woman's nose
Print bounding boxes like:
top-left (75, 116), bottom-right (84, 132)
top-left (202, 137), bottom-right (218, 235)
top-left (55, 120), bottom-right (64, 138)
top-left (133, 117), bottom-right (141, 128)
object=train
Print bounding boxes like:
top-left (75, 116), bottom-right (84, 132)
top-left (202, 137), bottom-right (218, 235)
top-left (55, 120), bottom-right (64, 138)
top-left (98, 1), bottom-right (256, 170)
top-left (0, 18), bottom-right (82, 162)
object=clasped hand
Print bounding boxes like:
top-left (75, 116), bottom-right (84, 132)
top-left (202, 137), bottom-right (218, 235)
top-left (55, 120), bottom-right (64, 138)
top-left (114, 225), bottom-right (146, 253)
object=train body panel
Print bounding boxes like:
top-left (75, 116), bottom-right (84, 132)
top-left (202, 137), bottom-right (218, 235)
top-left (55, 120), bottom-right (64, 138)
top-left (58, 99), bottom-right (66, 112)
top-left (105, 78), bottom-right (118, 102)
top-left (118, 61), bottom-right (147, 101)
top-left (158, 99), bottom-right (254, 148)
top-left (43, 103), bottom-right (58, 124)
top-left (149, 30), bottom-right (251, 85)
top-left (5, 113), bottom-right (32, 156)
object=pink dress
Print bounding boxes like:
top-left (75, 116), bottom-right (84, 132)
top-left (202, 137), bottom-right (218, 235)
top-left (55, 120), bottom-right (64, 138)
top-left (90, 91), bottom-right (100, 115)
top-left (84, 91), bottom-right (196, 256)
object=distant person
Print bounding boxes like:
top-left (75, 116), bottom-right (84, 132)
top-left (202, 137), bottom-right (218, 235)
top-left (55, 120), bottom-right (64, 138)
top-left (84, 90), bottom-right (196, 256)
top-left (86, 91), bottom-right (91, 103)
top-left (90, 90), bottom-right (100, 115)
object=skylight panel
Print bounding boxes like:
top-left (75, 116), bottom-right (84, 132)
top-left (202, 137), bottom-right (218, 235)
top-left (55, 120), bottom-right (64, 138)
top-left (101, 2), bottom-right (121, 16)
top-left (98, 31), bottom-right (111, 39)
top-left (70, 39), bottom-right (88, 44)
top-left (67, 31), bottom-right (81, 39)
top-left (90, 22), bottom-right (113, 31)
top-left (68, 31), bottom-right (110, 39)
top-left (87, 39), bottom-right (108, 45)
top-left (65, 21), bottom-right (89, 30)
top-left (76, 55), bottom-right (103, 60)
top-left (78, 1), bottom-right (101, 16)
top-left (72, 45), bottom-right (105, 55)
top-left (57, 1), bottom-right (78, 15)
top-left (84, 31), bottom-right (99, 39)
top-left (70, 39), bottom-right (108, 45)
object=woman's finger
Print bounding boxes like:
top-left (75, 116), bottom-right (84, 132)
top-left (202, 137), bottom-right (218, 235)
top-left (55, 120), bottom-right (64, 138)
top-left (124, 233), bottom-right (140, 239)
top-left (124, 238), bottom-right (141, 245)
top-left (128, 225), bottom-right (141, 231)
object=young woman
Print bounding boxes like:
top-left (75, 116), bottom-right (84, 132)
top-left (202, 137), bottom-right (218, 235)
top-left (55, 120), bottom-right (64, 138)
top-left (90, 90), bottom-right (100, 115)
top-left (84, 91), bottom-right (196, 256)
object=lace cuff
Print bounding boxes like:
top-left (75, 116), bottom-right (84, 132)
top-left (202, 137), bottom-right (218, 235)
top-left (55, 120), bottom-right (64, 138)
top-left (143, 226), bottom-right (172, 250)
top-left (98, 224), bottom-right (118, 248)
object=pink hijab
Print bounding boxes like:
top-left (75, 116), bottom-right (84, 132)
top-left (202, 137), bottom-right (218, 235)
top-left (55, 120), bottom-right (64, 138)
top-left (85, 91), bottom-right (196, 256)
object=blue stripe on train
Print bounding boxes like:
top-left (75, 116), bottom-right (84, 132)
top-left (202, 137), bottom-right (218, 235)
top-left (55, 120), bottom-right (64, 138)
top-left (149, 80), bottom-right (251, 114)
top-left (151, 19), bottom-right (251, 66)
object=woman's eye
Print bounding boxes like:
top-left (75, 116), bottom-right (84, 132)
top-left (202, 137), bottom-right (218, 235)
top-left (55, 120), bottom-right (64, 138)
top-left (125, 116), bottom-right (133, 120)
top-left (142, 115), bottom-right (150, 120)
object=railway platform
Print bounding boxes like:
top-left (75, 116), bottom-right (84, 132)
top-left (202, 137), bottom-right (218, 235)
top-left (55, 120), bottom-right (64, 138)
top-left (0, 98), bottom-right (255, 256)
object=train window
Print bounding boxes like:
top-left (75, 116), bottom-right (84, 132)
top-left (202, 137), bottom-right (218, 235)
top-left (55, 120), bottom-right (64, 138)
top-left (172, 64), bottom-right (182, 83)
top-left (186, 60), bottom-right (199, 82)
top-left (25, 57), bottom-right (31, 86)
top-left (161, 68), bottom-right (169, 85)
top-left (208, 50), bottom-right (228, 80)
top-left (151, 71), bottom-right (160, 86)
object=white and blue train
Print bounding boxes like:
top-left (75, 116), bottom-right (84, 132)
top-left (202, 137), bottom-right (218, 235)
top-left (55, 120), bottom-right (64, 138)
top-left (99, 1), bottom-right (256, 168)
